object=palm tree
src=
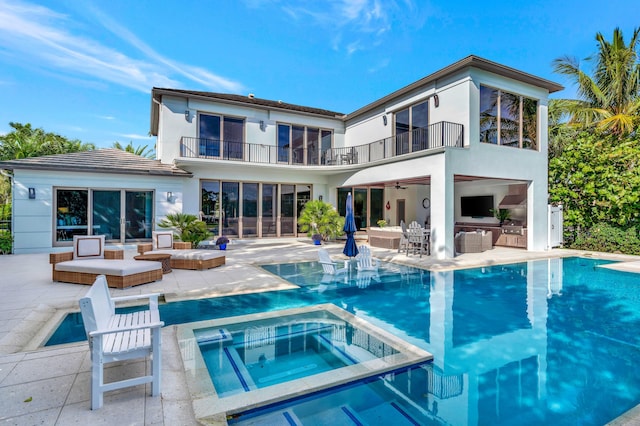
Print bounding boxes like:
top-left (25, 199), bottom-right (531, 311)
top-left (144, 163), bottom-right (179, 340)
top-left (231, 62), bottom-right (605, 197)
top-left (0, 122), bottom-right (94, 160)
top-left (112, 141), bottom-right (155, 158)
top-left (552, 27), bottom-right (640, 137)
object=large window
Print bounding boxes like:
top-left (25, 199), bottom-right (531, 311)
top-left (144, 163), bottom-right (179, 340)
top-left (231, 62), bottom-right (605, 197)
top-left (199, 113), bottom-right (245, 159)
top-left (278, 124), bottom-right (333, 165)
top-left (55, 188), bottom-right (153, 245)
top-left (394, 100), bottom-right (429, 155)
top-left (480, 85), bottom-right (538, 150)
top-left (201, 180), bottom-right (311, 238)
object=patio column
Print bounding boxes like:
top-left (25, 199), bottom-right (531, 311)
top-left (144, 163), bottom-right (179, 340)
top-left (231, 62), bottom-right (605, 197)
top-left (430, 171), bottom-right (455, 259)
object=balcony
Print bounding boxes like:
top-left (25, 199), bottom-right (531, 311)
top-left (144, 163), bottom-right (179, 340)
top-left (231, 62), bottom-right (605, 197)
top-left (180, 121), bottom-right (463, 167)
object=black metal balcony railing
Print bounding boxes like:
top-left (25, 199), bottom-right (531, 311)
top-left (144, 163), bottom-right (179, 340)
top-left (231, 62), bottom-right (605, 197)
top-left (180, 121), bottom-right (463, 166)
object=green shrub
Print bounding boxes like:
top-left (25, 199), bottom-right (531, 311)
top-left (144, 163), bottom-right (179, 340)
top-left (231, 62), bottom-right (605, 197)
top-left (181, 220), bottom-right (211, 247)
top-left (570, 223), bottom-right (640, 255)
top-left (0, 230), bottom-right (12, 254)
top-left (158, 213), bottom-right (211, 247)
top-left (297, 200), bottom-right (344, 241)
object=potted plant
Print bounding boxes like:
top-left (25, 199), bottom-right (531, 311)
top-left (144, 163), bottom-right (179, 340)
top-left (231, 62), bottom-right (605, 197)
top-left (491, 208), bottom-right (511, 226)
top-left (311, 233), bottom-right (322, 245)
top-left (216, 236), bottom-right (229, 250)
top-left (377, 219), bottom-right (387, 228)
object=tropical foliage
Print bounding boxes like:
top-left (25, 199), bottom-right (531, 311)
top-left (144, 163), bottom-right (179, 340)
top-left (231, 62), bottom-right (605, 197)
top-left (549, 28), bottom-right (640, 254)
top-left (549, 132), bottom-right (640, 234)
top-left (0, 122), bottom-right (95, 215)
top-left (297, 200), bottom-right (344, 241)
top-left (112, 141), bottom-right (155, 158)
top-left (0, 122), bottom-right (95, 160)
top-left (157, 213), bottom-right (211, 247)
top-left (551, 27), bottom-right (640, 137)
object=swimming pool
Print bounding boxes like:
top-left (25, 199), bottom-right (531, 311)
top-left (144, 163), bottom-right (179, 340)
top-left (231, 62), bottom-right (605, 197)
top-left (47, 256), bottom-right (640, 424)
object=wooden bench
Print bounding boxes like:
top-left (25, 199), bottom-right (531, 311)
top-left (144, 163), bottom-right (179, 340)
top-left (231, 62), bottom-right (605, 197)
top-left (79, 275), bottom-right (164, 409)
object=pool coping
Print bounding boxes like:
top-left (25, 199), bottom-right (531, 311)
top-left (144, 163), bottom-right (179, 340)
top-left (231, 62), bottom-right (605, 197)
top-left (175, 303), bottom-right (434, 423)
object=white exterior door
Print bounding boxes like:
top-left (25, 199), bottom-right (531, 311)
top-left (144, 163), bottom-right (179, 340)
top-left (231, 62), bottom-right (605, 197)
top-left (548, 204), bottom-right (563, 248)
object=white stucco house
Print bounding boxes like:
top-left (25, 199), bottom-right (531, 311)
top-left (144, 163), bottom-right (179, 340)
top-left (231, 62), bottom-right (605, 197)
top-left (0, 55), bottom-right (563, 258)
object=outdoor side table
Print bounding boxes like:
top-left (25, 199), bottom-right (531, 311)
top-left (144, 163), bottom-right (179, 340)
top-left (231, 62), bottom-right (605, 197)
top-left (134, 253), bottom-right (172, 274)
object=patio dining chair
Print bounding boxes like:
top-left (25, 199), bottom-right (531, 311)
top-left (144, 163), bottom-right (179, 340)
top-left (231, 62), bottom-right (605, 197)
top-left (398, 220), bottom-right (409, 254)
top-left (407, 221), bottom-right (427, 257)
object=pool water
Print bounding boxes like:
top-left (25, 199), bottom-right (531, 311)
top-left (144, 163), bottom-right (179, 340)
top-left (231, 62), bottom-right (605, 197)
top-left (195, 312), bottom-right (398, 398)
top-left (227, 362), bottom-right (437, 425)
top-left (49, 257), bottom-right (640, 424)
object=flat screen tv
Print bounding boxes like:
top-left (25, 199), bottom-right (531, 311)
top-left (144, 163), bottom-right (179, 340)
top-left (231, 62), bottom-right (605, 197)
top-left (461, 195), bottom-right (494, 218)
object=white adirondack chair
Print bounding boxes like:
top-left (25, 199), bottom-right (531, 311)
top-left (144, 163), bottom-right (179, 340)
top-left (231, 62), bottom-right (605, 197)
top-left (355, 245), bottom-right (379, 271)
top-left (318, 248), bottom-right (348, 275)
top-left (79, 275), bottom-right (164, 409)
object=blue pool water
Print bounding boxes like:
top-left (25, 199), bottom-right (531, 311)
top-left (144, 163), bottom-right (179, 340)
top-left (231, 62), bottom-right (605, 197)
top-left (195, 311), bottom-right (398, 397)
top-left (48, 257), bottom-right (640, 424)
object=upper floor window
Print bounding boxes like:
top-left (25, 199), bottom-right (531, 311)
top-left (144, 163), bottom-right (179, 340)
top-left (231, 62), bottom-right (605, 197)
top-left (277, 124), bottom-right (333, 165)
top-left (480, 86), bottom-right (538, 150)
top-left (394, 100), bottom-right (429, 155)
top-left (199, 114), bottom-right (245, 159)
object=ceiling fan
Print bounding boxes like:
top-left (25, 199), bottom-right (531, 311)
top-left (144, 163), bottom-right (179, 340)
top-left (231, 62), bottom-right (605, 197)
top-left (394, 182), bottom-right (407, 190)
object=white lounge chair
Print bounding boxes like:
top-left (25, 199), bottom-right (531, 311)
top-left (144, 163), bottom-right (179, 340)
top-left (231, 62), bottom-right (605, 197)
top-left (318, 248), bottom-right (348, 275)
top-left (137, 231), bottom-right (226, 270)
top-left (50, 235), bottom-right (163, 288)
top-left (355, 245), bottom-right (379, 271)
top-left (79, 275), bottom-right (164, 409)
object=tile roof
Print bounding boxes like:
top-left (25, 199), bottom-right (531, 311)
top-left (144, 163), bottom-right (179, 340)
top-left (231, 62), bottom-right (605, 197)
top-left (0, 149), bottom-right (192, 177)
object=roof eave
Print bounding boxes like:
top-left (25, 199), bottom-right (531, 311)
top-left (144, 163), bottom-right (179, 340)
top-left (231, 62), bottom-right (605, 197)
top-left (0, 162), bottom-right (192, 177)
top-left (151, 88), bottom-right (345, 121)
top-left (345, 55), bottom-right (564, 121)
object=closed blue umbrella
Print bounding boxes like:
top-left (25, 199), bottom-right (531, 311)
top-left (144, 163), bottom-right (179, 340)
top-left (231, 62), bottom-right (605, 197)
top-left (343, 193), bottom-right (359, 258)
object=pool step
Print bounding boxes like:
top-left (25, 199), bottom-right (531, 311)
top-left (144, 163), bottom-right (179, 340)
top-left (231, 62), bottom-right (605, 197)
top-left (195, 328), bottom-right (233, 346)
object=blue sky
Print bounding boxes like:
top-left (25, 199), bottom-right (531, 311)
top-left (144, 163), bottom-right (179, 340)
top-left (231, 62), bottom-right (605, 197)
top-left (0, 0), bottom-right (637, 149)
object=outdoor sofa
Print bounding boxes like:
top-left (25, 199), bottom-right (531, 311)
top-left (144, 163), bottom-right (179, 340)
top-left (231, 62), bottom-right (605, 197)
top-left (454, 230), bottom-right (493, 254)
top-left (136, 231), bottom-right (226, 270)
top-left (50, 235), bottom-right (163, 289)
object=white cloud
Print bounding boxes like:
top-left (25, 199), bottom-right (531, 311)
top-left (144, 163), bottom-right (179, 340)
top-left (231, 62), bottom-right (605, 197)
top-left (98, 115), bottom-right (116, 121)
top-left (0, 0), bottom-right (244, 93)
top-left (262, 0), bottom-right (415, 55)
top-left (117, 133), bottom-right (153, 140)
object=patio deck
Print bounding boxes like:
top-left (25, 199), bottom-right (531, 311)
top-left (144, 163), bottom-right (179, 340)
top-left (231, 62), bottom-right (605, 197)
top-left (0, 239), bottom-right (635, 425)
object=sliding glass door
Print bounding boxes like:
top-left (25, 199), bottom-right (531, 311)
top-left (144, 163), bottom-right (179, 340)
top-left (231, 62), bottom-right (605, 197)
top-left (55, 188), bottom-right (154, 245)
top-left (93, 190), bottom-right (121, 241)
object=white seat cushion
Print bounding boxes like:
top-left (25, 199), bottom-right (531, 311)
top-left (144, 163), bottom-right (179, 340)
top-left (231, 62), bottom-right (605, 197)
top-left (146, 249), bottom-right (224, 261)
top-left (55, 259), bottom-right (161, 276)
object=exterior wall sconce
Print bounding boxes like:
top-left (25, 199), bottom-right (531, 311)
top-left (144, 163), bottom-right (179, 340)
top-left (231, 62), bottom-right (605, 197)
top-left (167, 192), bottom-right (173, 202)
top-left (260, 120), bottom-right (266, 131)
top-left (319, 195), bottom-right (323, 201)
top-left (433, 94), bottom-right (439, 108)
top-left (382, 115), bottom-right (387, 126)
top-left (28, 187), bottom-right (36, 199)
top-left (184, 110), bottom-right (190, 121)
